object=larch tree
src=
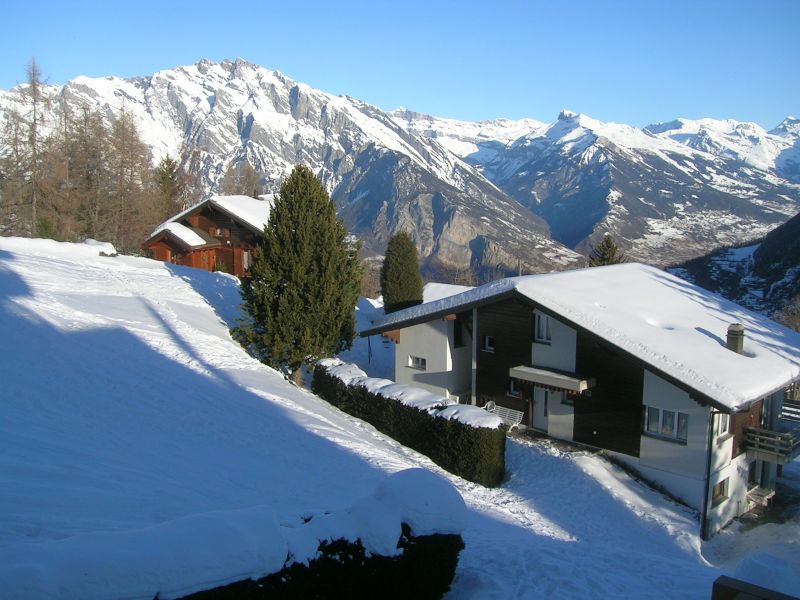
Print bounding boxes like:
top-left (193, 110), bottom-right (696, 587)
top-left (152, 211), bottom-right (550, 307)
top-left (238, 165), bottom-right (361, 382)
top-left (380, 231), bottom-right (423, 313)
top-left (588, 233), bottom-right (626, 267)
top-left (221, 160), bottom-right (260, 198)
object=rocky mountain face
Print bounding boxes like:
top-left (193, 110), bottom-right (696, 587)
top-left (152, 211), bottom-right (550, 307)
top-left (670, 209), bottom-right (800, 315)
top-left (399, 109), bottom-right (800, 267)
top-left (2, 59), bottom-right (798, 275)
top-left (0, 59), bottom-right (580, 275)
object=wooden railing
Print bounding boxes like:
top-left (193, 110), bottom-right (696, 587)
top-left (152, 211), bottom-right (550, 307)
top-left (745, 427), bottom-right (800, 464)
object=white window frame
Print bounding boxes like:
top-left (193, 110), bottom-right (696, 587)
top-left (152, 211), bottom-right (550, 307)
top-left (534, 313), bottom-right (551, 344)
top-left (483, 335), bottom-right (495, 353)
top-left (644, 405), bottom-right (688, 443)
top-left (508, 378), bottom-right (521, 398)
top-left (712, 478), bottom-right (729, 507)
top-left (408, 355), bottom-right (427, 370)
top-left (717, 413), bottom-right (730, 438)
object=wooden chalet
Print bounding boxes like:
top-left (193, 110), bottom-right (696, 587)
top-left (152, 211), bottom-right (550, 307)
top-left (143, 195), bottom-right (273, 278)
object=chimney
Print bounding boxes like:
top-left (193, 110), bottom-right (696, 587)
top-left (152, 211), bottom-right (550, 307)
top-left (726, 323), bottom-right (745, 354)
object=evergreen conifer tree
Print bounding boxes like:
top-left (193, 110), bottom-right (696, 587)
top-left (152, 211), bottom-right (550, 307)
top-left (239, 165), bottom-right (361, 381)
top-left (380, 231), bottom-right (423, 313)
top-left (154, 156), bottom-right (185, 220)
top-left (588, 234), bottom-right (626, 267)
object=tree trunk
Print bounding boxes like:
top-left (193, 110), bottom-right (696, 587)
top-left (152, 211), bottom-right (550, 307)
top-left (290, 367), bottom-right (303, 386)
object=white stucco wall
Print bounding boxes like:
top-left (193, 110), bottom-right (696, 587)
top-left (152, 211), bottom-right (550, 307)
top-left (623, 371), bottom-right (712, 509)
top-left (448, 318), bottom-right (473, 401)
top-left (394, 321), bottom-right (451, 397)
top-left (531, 311), bottom-right (577, 372)
top-left (706, 454), bottom-right (750, 535)
top-left (547, 392), bottom-right (574, 441)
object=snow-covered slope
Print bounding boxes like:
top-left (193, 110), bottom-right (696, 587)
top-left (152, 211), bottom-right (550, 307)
top-left (671, 208), bottom-right (800, 315)
top-left (1, 238), bottom-right (799, 598)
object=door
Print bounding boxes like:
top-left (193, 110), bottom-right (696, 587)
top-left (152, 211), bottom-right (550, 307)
top-left (533, 388), bottom-right (549, 432)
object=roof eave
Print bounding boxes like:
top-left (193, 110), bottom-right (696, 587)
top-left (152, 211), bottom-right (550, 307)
top-left (358, 288), bottom-right (522, 337)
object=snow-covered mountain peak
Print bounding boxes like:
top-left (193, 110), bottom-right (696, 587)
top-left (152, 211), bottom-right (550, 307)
top-left (771, 116), bottom-right (800, 138)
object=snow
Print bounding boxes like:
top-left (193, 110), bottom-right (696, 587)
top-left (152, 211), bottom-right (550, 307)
top-left (151, 222), bottom-right (209, 247)
top-left (363, 263), bottom-right (800, 411)
top-left (423, 281), bottom-right (474, 302)
top-left (646, 117), bottom-right (797, 172)
top-left (320, 358), bottom-right (502, 428)
top-left (1, 237), bottom-right (799, 599)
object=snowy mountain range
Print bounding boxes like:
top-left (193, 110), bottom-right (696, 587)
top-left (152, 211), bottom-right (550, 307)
top-left (2, 58), bottom-right (798, 273)
top-left (395, 109), bottom-right (800, 265)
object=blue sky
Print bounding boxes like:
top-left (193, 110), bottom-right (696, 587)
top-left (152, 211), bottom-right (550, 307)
top-left (2, 0), bottom-right (797, 128)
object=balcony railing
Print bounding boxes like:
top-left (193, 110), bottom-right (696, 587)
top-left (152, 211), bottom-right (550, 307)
top-left (745, 427), bottom-right (800, 465)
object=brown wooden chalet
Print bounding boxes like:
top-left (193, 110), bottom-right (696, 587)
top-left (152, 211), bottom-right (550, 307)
top-left (142, 195), bottom-right (273, 278)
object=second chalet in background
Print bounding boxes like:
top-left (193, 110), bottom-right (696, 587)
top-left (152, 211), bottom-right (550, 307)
top-left (142, 195), bottom-right (273, 278)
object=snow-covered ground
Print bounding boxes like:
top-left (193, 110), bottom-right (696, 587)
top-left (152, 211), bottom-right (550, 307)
top-left (1, 238), bottom-right (799, 599)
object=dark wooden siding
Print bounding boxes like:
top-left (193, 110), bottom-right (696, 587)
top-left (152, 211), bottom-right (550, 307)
top-left (475, 299), bottom-right (532, 419)
top-left (732, 399), bottom-right (762, 458)
top-left (574, 332), bottom-right (643, 457)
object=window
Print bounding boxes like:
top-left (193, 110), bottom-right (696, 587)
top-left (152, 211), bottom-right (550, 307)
top-left (533, 313), bottom-right (551, 344)
top-left (717, 413), bottom-right (730, 437)
top-left (561, 392), bottom-right (575, 407)
top-left (454, 318), bottom-right (465, 348)
top-left (508, 379), bottom-right (521, 398)
top-left (712, 478), bottom-right (729, 507)
top-left (644, 406), bottom-right (688, 443)
top-left (543, 390), bottom-right (549, 417)
top-left (483, 335), bottom-right (495, 353)
top-left (408, 355), bottom-right (427, 370)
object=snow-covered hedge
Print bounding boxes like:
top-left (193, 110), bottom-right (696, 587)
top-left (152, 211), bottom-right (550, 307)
top-left (186, 469), bottom-right (466, 599)
top-left (2, 469), bottom-right (465, 600)
top-left (314, 360), bottom-right (506, 487)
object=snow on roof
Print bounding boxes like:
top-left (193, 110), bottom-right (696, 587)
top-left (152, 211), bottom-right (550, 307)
top-left (210, 194), bottom-right (274, 233)
top-left (154, 222), bottom-right (209, 248)
top-left (364, 264), bottom-right (800, 411)
top-left (423, 282), bottom-right (473, 303)
top-left (151, 194), bottom-right (274, 237)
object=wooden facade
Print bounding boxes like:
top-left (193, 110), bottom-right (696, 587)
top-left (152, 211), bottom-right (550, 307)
top-left (573, 333), bottom-right (643, 457)
top-left (475, 299), bottom-right (532, 419)
top-left (475, 296), bottom-right (643, 457)
top-left (143, 202), bottom-right (261, 278)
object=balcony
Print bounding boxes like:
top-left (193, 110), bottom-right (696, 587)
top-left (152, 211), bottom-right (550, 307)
top-left (745, 427), bottom-right (800, 465)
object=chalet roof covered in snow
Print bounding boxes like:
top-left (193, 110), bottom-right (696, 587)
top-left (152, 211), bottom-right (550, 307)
top-left (149, 222), bottom-right (216, 249)
top-left (150, 194), bottom-right (274, 239)
top-left (422, 282), bottom-right (473, 303)
top-left (361, 263), bottom-right (800, 411)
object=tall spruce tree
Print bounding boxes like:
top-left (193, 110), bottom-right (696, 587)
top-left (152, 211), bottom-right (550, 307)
top-left (239, 165), bottom-right (361, 381)
top-left (154, 155), bottom-right (185, 221)
top-left (588, 233), bottom-right (626, 267)
top-left (380, 231), bottom-right (423, 313)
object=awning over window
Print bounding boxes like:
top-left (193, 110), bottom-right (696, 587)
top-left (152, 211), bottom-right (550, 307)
top-left (509, 365), bottom-right (596, 394)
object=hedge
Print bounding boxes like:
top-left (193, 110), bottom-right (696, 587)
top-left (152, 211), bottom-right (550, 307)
top-left (312, 364), bottom-right (505, 487)
top-left (180, 524), bottom-right (464, 600)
